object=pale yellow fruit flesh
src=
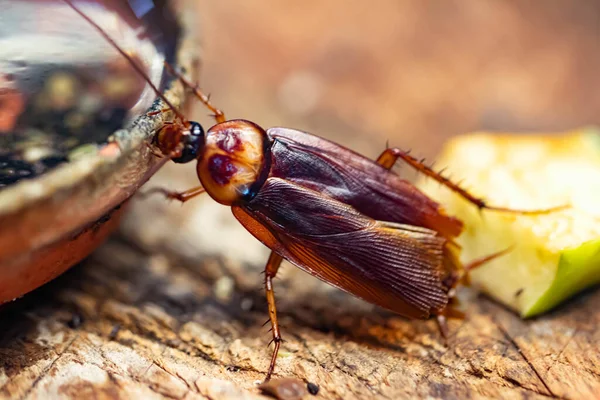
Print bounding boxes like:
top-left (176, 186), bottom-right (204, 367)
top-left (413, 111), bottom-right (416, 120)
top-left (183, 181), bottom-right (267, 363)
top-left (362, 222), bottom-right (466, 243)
top-left (417, 128), bottom-right (600, 317)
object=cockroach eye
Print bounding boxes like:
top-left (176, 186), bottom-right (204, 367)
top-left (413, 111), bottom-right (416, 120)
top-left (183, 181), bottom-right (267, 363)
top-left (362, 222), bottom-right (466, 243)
top-left (172, 121), bottom-right (205, 164)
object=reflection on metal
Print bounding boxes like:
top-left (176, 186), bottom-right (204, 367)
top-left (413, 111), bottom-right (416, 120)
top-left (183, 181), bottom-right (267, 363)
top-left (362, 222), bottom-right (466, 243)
top-left (0, 0), bottom-right (180, 187)
top-left (0, 0), bottom-right (194, 304)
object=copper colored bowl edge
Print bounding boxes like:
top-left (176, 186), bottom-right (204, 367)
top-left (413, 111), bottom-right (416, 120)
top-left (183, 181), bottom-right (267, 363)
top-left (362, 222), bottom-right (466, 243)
top-left (0, 0), bottom-right (200, 304)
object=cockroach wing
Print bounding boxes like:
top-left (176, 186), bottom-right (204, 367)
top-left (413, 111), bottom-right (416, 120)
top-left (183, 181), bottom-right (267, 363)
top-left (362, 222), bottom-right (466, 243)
top-left (267, 127), bottom-right (463, 239)
top-left (232, 178), bottom-right (450, 319)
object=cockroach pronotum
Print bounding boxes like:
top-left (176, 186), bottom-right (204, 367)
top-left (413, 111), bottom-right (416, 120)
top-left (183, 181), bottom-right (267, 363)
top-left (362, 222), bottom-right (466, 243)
top-left (64, 0), bottom-right (565, 381)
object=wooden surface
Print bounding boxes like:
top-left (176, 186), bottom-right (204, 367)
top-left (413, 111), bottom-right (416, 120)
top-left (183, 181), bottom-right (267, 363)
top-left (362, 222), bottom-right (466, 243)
top-left (1, 233), bottom-right (599, 399)
top-left (3, 1), bottom-right (600, 399)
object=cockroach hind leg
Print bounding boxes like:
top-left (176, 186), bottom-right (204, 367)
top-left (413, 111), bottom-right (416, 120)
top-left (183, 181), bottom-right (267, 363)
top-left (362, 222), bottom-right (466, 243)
top-left (456, 246), bottom-right (514, 287)
top-left (435, 307), bottom-right (465, 344)
top-left (475, 202), bottom-right (571, 216)
top-left (263, 252), bottom-right (284, 382)
top-left (436, 314), bottom-right (450, 343)
top-left (376, 146), bottom-right (487, 206)
top-left (376, 147), bottom-right (567, 214)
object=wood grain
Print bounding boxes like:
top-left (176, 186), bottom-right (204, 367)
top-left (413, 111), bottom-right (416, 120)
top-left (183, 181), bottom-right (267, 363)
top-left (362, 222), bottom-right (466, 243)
top-left (1, 234), bottom-right (599, 399)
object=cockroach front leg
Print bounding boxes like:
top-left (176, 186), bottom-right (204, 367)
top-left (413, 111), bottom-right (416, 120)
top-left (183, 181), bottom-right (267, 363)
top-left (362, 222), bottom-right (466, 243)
top-left (139, 186), bottom-right (206, 202)
top-left (376, 147), bottom-right (566, 214)
top-left (263, 251), bottom-right (284, 382)
top-left (163, 62), bottom-right (227, 124)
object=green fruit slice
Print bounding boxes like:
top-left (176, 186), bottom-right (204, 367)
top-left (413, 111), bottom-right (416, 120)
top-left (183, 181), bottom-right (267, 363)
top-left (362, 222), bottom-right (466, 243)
top-left (417, 128), bottom-right (600, 317)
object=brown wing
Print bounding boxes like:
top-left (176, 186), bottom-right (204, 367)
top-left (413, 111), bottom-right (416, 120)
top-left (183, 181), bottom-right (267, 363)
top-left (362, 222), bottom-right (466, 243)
top-left (267, 127), bottom-right (463, 239)
top-left (232, 177), bottom-right (450, 319)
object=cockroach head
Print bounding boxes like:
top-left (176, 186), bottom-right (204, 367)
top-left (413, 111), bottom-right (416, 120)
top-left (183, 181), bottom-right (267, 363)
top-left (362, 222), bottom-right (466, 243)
top-left (171, 121), bottom-right (205, 164)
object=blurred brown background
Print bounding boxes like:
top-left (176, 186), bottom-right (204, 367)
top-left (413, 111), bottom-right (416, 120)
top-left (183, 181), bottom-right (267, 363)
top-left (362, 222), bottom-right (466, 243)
top-left (138, 0), bottom-right (600, 262)
top-left (193, 0), bottom-right (600, 160)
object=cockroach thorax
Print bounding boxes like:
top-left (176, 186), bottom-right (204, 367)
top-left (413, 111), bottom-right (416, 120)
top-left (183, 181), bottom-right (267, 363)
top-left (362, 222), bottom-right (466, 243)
top-left (197, 119), bottom-right (271, 205)
top-left (156, 121), bottom-right (205, 164)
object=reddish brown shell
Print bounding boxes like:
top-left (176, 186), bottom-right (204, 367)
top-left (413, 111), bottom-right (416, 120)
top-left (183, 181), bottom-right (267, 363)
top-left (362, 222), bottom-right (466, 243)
top-left (197, 120), bottom-right (270, 205)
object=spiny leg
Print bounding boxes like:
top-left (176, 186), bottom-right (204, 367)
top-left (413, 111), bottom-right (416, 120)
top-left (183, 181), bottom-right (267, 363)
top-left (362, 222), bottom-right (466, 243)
top-left (435, 307), bottom-right (466, 343)
top-left (376, 149), bottom-right (397, 170)
top-left (376, 150), bottom-right (460, 340)
top-left (436, 314), bottom-right (450, 341)
top-left (146, 108), bottom-right (172, 117)
top-left (163, 62), bottom-right (226, 124)
top-left (461, 246), bottom-right (513, 283)
top-left (378, 148), bottom-right (513, 340)
top-left (435, 247), bottom-right (511, 340)
top-left (263, 251), bottom-right (284, 382)
top-left (376, 147), bottom-right (567, 215)
top-left (138, 186), bottom-right (205, 202)
top-left (444, 246), bottom-right (513, 290)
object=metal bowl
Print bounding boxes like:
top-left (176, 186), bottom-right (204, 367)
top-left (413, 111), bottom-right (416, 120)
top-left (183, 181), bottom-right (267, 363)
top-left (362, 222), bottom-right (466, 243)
top-left (0, 0), bottom-right (198, 303)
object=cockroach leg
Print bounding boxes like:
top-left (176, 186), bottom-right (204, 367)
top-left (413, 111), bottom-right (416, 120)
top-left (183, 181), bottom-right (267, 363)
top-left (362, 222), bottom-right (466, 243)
top-left (436, 314), bottom-right (449, 342)
top-left (376, 147), bottom-right (404, 169)
top-left (446, 246), bottom-right (513, 288)
top-left (376, 147), bottom-right (566, 215)
top-left (436, 305), bottom-right (466, 342)
top-left (146, 108), bottom-right (173, 117)
top-left (263, 251), bottom-right (284, 382)
top-left (435, 247), bottom-right (511, 339)
top-left (463, 246), bottom-right (512, 274)
top-left (144, 141), bottom-right (166, 158)
top-left (163, 62), bottom-right (226, 124)
top-left (437, 307), bottom-right (465, 338)
top-left (139, 186), bottom-right (205, 202)
top-left (62, 0), bottom-right (187, 124)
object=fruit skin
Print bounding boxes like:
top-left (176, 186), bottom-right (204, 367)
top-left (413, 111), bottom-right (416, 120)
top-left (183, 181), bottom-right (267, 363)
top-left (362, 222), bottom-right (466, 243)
top-left (417, 128), bottom-right (600, 317)
top-left (527, 238), bottom-right (600, 317)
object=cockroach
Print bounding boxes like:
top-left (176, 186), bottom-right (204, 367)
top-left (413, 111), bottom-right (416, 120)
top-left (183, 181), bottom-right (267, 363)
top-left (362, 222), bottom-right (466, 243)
top-left (64, 0), bottom-right (564, 381)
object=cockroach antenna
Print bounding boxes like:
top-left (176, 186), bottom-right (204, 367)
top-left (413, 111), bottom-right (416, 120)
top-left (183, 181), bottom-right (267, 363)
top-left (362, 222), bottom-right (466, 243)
top-left (61, 0), bottom-right (187, 124)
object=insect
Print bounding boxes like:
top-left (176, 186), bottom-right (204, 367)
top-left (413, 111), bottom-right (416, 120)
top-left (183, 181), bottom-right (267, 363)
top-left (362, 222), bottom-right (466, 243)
top-left (64, 0), bottom-right (564, 381)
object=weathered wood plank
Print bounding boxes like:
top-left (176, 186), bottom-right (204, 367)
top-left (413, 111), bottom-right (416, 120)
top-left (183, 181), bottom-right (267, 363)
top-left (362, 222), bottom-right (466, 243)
top-left (1, 221), bottom-right (598, 399)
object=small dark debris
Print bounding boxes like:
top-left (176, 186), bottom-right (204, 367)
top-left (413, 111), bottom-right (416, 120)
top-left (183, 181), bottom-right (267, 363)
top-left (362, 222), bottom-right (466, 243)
top-left (226, 365), bottom-right (240, 373)
top-left (0, 157), bottom-right (34, 186)
top-left (39, 155), bottom-right (68, 170)
top-left (514, 288), bottom-right (524, 297)
top-left (307, 382), bottom-right (319, 395)
top-left (67, 313), bottom-right (84, 329)
top-left (108, 324), bottom-right (121, 341)
top-left (259, 378), bottom-right (308, 400)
